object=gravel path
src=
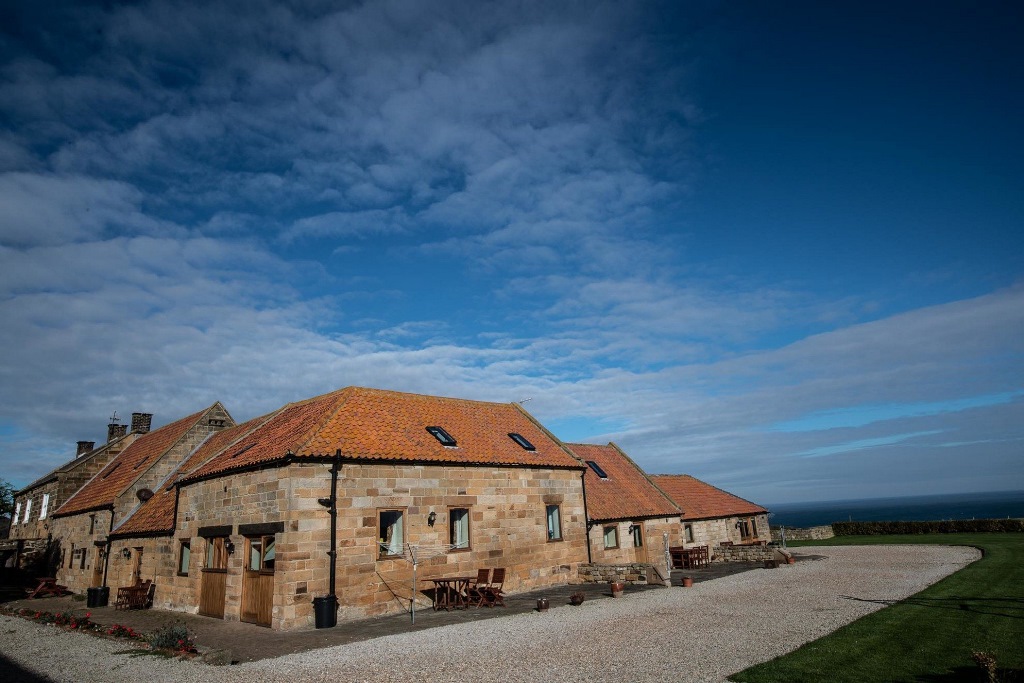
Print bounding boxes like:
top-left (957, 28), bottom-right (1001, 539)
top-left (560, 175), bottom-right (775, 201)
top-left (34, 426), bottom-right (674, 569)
top-left (0, 545), bottom-right (979, 683)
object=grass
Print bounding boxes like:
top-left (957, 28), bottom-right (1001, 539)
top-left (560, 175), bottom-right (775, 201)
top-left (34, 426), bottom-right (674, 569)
top-left (730, 533), bottom-right (1024, 683)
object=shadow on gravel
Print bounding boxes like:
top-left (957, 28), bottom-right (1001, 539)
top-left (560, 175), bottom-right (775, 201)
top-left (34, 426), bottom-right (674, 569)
top-left (0, 653), bottom-right (54, 683)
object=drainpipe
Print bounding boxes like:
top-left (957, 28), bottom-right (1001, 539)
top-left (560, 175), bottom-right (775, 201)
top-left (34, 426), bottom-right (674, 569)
top-left (314, 450), bottom-right (341, 628)
top-left (581, 469), bottom-right (592, 564)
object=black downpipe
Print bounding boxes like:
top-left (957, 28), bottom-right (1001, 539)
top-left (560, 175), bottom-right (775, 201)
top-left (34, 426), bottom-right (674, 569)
top-left (313, 450), bottom-right (342, 628)
top-left (581, 469), bottom-right (593, 564)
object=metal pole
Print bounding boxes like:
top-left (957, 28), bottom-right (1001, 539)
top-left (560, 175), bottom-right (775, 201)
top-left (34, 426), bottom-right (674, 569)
top-left (410, 545), bottom-right (417, 624)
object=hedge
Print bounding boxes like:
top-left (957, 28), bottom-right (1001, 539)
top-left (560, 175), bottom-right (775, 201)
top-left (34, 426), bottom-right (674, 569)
top-left (832, 519), bottom-right (1024, 536)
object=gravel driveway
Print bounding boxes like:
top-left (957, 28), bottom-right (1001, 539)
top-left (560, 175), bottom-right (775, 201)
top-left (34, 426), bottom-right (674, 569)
top-left (0, 544), bottom-right (979, 683)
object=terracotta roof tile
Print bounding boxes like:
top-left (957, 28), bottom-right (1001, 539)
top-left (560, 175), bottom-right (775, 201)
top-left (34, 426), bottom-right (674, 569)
top-left (650, 474), bottom-right (768, 520)
top-left (568, 443), bottom-right (680, 521)
top-left (55, 406), bottom-right (218, 517)
top-left (184, 387), bottom-right (581, 481)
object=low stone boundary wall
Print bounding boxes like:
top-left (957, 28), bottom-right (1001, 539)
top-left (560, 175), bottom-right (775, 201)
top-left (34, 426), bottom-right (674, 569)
top-left (770, 525), bottom-right (835, 542)
top-left (578, 562), bottom-right (658, 585)
top-left (714, 543), bottom-right (774, 563)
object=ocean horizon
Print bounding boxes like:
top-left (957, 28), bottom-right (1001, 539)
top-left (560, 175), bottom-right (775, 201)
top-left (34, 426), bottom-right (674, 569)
top-left (766, 489), bottom-right (1024, 528)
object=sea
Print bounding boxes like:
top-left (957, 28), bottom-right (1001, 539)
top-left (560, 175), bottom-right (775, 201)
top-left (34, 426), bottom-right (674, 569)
top-left (766, 489), bottom-right (1024, 528)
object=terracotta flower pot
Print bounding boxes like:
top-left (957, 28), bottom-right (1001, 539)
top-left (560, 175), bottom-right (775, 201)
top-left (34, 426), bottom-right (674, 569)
top-left (682, 576), bottom-right (694, 588)
top-left (610, 581), bottom-right (625, 598)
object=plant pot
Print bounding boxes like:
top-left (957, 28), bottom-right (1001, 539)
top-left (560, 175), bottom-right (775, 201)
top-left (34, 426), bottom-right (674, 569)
top-left (787, 556), bottom-right (796, 564)
top-left (681, 576), bottom-right (694, 588)
top-left (610, 581), bottom-right (625, 598)
top-left (569, 592), bottom-right (585, 606)
top-left (537, 597), bottom-right (549, 612)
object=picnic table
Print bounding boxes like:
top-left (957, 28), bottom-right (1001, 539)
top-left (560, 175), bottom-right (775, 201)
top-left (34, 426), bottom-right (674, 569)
top-left (669, 545), bottom-right (710, 569)
top-left (25, 577), bottom-right (69, 599)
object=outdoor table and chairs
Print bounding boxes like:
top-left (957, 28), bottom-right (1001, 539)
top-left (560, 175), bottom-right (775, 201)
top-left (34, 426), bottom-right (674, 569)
top-left (429, 576), bottom-right (473, 611)
top-left (24, 577), bottom-right (69, 599)
top-left (669, 545), bottom-right (710, 569)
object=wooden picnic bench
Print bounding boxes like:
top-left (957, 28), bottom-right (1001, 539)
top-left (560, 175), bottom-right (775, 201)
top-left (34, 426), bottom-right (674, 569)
top-left (24, 577), bottom-right (69, 599)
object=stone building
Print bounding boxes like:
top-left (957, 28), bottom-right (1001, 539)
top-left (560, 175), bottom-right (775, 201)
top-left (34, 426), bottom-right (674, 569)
top-left (102, 387), bottom-right (590, 631)
top-left (566, 442), bottom-right (681, 566)
top-left (650, 474), bottom-right (771, 550)
top-left (2, 416), bottom-right (139, 572)
top-left (49, 404), bottom-right (234, 593)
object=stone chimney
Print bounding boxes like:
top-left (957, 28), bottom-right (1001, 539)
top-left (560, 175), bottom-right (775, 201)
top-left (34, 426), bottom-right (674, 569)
top-left (108, 421), bottom-right (128, 443)
top-left (131, 412), bottom-right (153, 434)
top-left (76, 441), bottom-right (95, 457)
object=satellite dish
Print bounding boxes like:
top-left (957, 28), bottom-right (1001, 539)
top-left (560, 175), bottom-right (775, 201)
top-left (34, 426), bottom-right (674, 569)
top-left (136, 488), bottom-right (154, 502)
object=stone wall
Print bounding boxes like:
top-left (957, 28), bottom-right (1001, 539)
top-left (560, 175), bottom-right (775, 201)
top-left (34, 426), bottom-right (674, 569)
top-left (587, 517), bottom-right (677, 566)
top-left (713, 542), bottom-right (774, 563)
top-left (681, 513), bottom-right (772, 548)
top-left (770, 525), bottom-right (835, 542)
top-left (51, 509), bottom-right (114, 592)
top-left (577, 562), bottom-right (663, 585)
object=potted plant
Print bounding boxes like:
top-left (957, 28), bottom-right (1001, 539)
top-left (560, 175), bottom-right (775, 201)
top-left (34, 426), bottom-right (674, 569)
top-left (610, 581), bottom-right (625, 598)
top-left (537, 597), bottom-right (549, 612)
top-left (569, 591), bottom-right (586, 606)
top-left (681, 576), bottom-right (694, 588)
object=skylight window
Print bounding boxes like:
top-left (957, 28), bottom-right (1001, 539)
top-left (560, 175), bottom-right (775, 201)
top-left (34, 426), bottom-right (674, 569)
top-left (230, 443), bottom-right (256, 459)
top-left (508, 433), bottom-right (536, 451)
top-left (426, 426), bottom-right (457, 447)
top-left (586, 461), bottom-right (609, 479)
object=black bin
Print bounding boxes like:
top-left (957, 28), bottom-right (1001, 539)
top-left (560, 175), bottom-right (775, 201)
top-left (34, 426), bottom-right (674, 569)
top-left (312, 595), bottom-right (337, 629)
top-left (86, 586), bottom-right (109, 608)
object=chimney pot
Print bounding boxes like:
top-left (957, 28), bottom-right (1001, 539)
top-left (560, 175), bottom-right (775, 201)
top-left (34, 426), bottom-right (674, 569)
top-left (131, 412), bottom-right (153, 434)
top-left (107, 422), bottom-right (127, 443)
top-left (76, 440), bottom-right (95, 457)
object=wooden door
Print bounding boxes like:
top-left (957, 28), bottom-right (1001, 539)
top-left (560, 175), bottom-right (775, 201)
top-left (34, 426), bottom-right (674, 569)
top-left (240, 535), bottom-right (275, 627)
top-left (199, 537), bottom-right (228, 619)
top-left (91, 547), bottom-right (104, 587)
top-left (632, 523), bottom-right (647, 563)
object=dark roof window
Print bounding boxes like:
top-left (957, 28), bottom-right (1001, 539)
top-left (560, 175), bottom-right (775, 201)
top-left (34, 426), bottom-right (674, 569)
top-left (508, 433), bottom-right (536, 451)
top-left (102, 463), bottom-right (121, 479)
top-left (230, 443), bottom-right (256, 459)
top-left (586, 461), bottom-right (609, 479)
top-left (426, 426), bottom-right (457, 447)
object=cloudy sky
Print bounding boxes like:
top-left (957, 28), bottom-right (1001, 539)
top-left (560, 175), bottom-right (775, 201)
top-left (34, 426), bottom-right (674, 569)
top-left (1, 1), bottom-right (1021, 504)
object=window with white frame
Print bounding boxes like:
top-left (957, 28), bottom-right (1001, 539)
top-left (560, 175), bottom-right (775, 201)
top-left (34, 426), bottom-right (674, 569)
top-left (40, 494), bottom-right (49, 520)
top-left (545, 504), bottom-right (562, 541)
top-left (14, 502), bottom-right (21, 525)
top-left (449, 508), bottom-right (470, 550)
top-left (684, 523), bottom-right (694, 543)
top-left (23, 499), bottom-right (31, 524)
top-left (379, 509), bottom-right (405, 557)
top-left (603, 525), bottom-right (619, 549)
top-left (178, 540), bottom-right (191, 576)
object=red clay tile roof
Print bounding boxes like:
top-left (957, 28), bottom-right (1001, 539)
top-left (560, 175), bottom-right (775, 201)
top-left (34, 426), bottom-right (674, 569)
top-left (55, 406), bottom-right (219, 517)
top-left (183, 387), bottom-right (582, 481)
top-left (568, 443), bottom-right (680, 522)
top-left (112, 414), bottom-right (274, 536)
top-left (650, 474), bottom-right (768, 520)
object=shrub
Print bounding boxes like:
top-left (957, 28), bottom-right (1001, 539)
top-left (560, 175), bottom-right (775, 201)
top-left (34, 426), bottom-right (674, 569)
top-left (832, 519), bottom-right (1024, 536)
top-left (146, 623), bottom-right (197, 654)
top-left (106, 623), bottom-right (143, 640)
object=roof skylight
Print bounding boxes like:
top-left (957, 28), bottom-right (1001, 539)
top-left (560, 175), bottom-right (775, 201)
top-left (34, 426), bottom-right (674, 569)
top-left (426, 426), bottom-right (457, 447)
top-left (586, 460), bottom-right (609, 479)
top-left (508, 432), bottom-right (536, 451)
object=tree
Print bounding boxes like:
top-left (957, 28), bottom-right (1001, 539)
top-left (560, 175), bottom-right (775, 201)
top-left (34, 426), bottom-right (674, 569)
top-left (0, 478), bottom-right (15, 519)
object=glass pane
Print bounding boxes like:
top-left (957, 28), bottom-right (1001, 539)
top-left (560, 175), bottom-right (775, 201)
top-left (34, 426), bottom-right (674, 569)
top-left (604, 527), bottom-right (617, 548)
top-left (450, 509), bottom-right (469, 548)
top-left (546, 505), bottom-right (561, 540)
top-left (248, 539), bottom-right (262, 570)
top-left (206, 540), bottom-right (215, 567)
top-left (263, 537), bottom-right (275, 570)
top-left (380, 510), bottom-right (404, 555)
top-left (632, 526), bottom-right (643, 547)
top-left (179, 543), bottom-right (190, 574)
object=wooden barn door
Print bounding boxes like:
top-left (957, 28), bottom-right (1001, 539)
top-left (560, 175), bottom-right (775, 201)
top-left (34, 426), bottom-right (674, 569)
top-left (240, 535), bottom-right (275, 627)
top-left (199, 537), bottom-right (228, 619)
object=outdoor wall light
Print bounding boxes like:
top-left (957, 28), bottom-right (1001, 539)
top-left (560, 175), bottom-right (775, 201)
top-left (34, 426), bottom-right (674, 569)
top-left (225, 539), bottom-right (235, 555)
top-left (427, 511), bottom-right (437, 527)
top-left (121, 548), bottom-right (131, 559)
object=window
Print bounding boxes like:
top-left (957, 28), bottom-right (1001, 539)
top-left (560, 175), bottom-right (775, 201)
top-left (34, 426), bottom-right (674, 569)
top-left (631, 524), bottom-right (643, 548)
top-left (586, 461), bottom-right (609, 479)
top-left (206, 537), bottom-right (229, 570)
top-left (508, 433), bottom-right (536, 450)
top-left (23, 499), bottom-right (31, 523)
top-left (379, 509), bottom-right (405, 557)
top-left (684, 523), bottom-right (694, 543)
top-left (425, 426), bottom-right (457, 447)
top-left (102, 462), bottom-right (120, 478)
top-left (603, 525), bottom-right (619, 549)
top-left (89, 515), bottom-right (96, 535)
top-left (40, 494), bottom-right (49, 520)
top-left (545, 504), bottom-right (562, 541)
top-left (449, 508), bottom-right (470, 550)
top-left (13, 502), bottom-right (20, 525)
top-left (79, 548), bottom-right (87, 570)
top-left (68, 543), bottom-right (75, 568)
top-left (247, 535), bottom-right (275, 572)
top-left (178, 541), bottom-right (191, 576)
top-left (739, 517), bottom-right (756, 540)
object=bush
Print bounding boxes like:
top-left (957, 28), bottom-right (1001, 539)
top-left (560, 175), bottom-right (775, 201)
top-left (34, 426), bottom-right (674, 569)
top-left (106, 623), bottom-right (143, 640)
top-left (146, 623), bottom-right (197, 654)
top-left (832, 519), bottom-right (1024, 536)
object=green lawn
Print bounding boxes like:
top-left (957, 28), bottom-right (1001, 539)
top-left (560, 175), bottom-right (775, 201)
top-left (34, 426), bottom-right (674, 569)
top-left (730, 533), bottom-right (1024, 683)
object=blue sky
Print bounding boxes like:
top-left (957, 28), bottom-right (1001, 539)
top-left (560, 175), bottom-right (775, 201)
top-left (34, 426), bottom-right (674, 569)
top-left (1, 1), bottom-right (1021, 504)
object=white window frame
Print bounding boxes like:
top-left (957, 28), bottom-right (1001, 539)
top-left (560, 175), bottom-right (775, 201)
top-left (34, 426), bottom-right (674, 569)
top-left (449, 508), bottom-right (470, 550)
top-left (14, 502), bottom-right (21, 525)
top-left (546, 504), bottom-right (562, 541)
top-left (40, 493), bottom-right (49, 520)
top-left (23, 499), bottom-right (32, 524)
top-left (603, 525), bottom-right (619, 549)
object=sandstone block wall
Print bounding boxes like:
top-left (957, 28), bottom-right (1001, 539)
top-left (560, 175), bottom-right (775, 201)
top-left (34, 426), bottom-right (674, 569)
top-left (770, 525), bottom-right (835, 542)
